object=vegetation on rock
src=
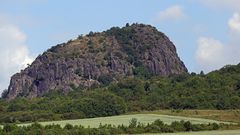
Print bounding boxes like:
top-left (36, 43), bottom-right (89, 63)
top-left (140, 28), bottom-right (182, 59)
top-left (6, 23), bottom-right (187, 99)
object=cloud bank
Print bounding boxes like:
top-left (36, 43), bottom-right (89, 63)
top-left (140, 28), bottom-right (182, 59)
top-left (228, 12), bottom-right (240, 33)
top-left (195, 13), bottom-right (240, 73)
top-left (195, 37), bottom-right (240, 72)
top-left (0, 15), bottom-right (33, 93)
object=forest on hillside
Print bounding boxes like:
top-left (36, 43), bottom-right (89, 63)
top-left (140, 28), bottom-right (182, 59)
top-left (0, 63), bottom-right (240, 123)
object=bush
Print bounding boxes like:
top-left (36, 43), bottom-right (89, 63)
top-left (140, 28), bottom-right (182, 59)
top-left (129, 118), bottom-right (138, 128)
top-left (1, 89), bottom-right (8, 98)
top-left (64, 123), bottom-right (74, 130)
top-left (183, 121), bottom-right (193, 131)
top-left (133, 66), bottom-right (152, 78)
top-left (98, 74), bottom-right (113, 85)
top-left (3, 124), bottom-right (18, 132)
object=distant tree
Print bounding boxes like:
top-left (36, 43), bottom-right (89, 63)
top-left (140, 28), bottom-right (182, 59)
top-left (64, 123), bottom-right (74, 130)
top-left (235, 81), bottom-right (240, 90)
top-left (171, 121), bottom-right (185, 132)
top-left (67, 39), bottom-right (72, 44)
top-left (183, 121), bottom-right (192, 131)
top-left (133, 66), bottom-right (152, 78)
top-left (78, 34), bottom-right (83, 39)
top-left (212, 123), bottom-right (220, 130)
top-left (190, 72), bottom-right (197, 76)
top-left (87, 40), bottom-right (94, 49)
top-left (144, 82), bottom-right (150, 92)
top-left (1, 89), bottom-right (8, 98)
top-left (200, 71), bottom-right (205, 76)
top-left (88, 31), bottom-right (94, 36)
top-left (98, 74), bottom-right (113, 85)
top-left (129, 118), bottom-right (138, 128)
top-left (153, 119), bottom-right (164, 127)
top-left (3, 124), bottom-right (18, 132)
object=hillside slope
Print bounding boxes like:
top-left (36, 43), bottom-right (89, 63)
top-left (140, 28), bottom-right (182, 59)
top-left (6, 23), bottom-right (187, 99)
top-left (0, 64), bottom-right (239, 123)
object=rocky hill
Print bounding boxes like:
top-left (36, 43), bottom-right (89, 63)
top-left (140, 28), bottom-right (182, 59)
top-left (6, 23), bottom-right (187, 99)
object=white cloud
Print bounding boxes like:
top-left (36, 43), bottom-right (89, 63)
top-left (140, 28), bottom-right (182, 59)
top-left (155, 5), bottom-right (186, 22)
top-left (195, 37), bottom-right (240, 73)
top-left (0, 15), bottom-right (33, 94)
top-left (199, 0), bottom-right (240, 11)
top-left (195, 37), bottom-right (224, 72)
top-left (195, 9), bottom-right (240, 73)
top-left (228, 12), bottom-right (240, 33)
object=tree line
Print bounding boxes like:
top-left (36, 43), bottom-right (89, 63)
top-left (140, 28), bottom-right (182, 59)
top-left (0, 64), bottom-right (239, 123)
top-left (0, 119), bottom-right (223, 135)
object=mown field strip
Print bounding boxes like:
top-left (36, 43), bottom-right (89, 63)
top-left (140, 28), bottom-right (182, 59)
top-left (136, 129), bottom-right (240, 135)
top-left (19, 114), bottom-right (231, 128)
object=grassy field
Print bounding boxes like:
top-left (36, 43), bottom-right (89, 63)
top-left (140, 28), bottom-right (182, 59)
top-left (136, 129), bottom-right (240, 135)
top-left (129, 110), bottom-right (240, 123)
top-left (19, 113), bottom-right (231, 128)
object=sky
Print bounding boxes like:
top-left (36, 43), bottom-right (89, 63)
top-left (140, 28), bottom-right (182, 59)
top-left (0, 0), bottom-right (240, 92)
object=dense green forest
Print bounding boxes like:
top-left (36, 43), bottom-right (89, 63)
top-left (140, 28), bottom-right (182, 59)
top-left (0, 119), bottom-right (223, 135)
top-left (0, 63), bottom-right (240, 123)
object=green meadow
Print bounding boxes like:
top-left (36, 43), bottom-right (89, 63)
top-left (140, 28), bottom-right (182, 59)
top-left (19, 114), bottom-right (231, 128)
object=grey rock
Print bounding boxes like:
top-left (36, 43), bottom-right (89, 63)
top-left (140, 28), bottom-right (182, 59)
top-left (6, 23), bottom-right (188, 99)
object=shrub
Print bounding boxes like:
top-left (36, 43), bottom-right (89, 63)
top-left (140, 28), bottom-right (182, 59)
top-left (3, 124), bottom-right (18, 132)
top-left (98, 74), bottom-right (113, 85)
top-left (64, 123), bottom-right (74, 130)
top-left (1, 89), bottom-right (8, 98)
top-left (129, 118), bottom-right (138, 128)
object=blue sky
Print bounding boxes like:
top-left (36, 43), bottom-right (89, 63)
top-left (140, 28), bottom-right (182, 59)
top-left (0, 0), bottom-right (240, 91)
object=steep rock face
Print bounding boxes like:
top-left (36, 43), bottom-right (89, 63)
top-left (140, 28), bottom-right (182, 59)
top-left (6, 24), bottom-right (188, 99)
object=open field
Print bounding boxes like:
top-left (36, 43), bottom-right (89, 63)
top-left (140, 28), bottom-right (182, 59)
top-left (129, 110), bottom-right (240, 123)
top-left (19, 113), bottom-right (231, 128)
top-left (136, 129), bottom-right (240, 135)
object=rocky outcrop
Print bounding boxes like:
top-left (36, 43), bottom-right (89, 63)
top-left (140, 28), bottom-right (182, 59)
top-left (6, 23), bottom-right (188, 99)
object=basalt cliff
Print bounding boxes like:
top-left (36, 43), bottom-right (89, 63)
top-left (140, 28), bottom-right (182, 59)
top-left (6, 24), bottom-right (188, 99)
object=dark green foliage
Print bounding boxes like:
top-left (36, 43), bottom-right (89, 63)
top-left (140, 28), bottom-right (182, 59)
top-left (133, 66), bottom-right (153, 78)
top-left (77, 34), bottom-right (83, 40)
top-left (183, 121), bottom-right (193, 131)
top-left (2, 124), bottom-right (18, 132)
top-left (0, 120), bottom-right (223, 135)
top-left (87, 31), bottom-right (95, 37)
top-left (1, 89), bottom-right (8, 98)
top-left (129, 118), bottom-right (138, 128)
top-left (170, 121), bottom-right (185, 131)
top-left (75, 68), bottom-right (89, 79)
top-left (200, 70), bottom-right (205, 76)
top-left (0, 90), bottom-right (126, 124)
top-left (235, 81), bottom-right (240, 90)
top-left (0, 64), bottom-right (240, 124)
top-left (87, 40), bottom-right (93, 46)
top-left (105, 24), bottom-right (144, 66)
top-left (110, 64), bottom-right (240, 111)
top-left (98, 74), bottom-right (113, 85)
top-left (64, 123), bottom-right (74, 130)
